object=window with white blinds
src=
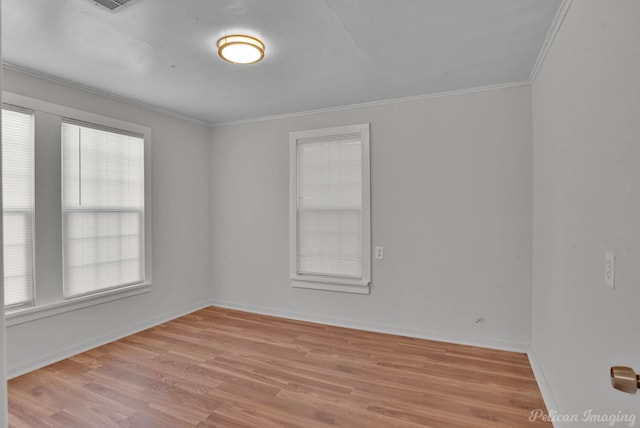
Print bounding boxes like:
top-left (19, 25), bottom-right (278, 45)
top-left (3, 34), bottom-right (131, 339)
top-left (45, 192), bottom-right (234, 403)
top-left (290, 124), bottom-right (371, 293)
top-left (62, 121), bottom-right (145, 298)
top-left (2, 107), bottom-right (35, 307)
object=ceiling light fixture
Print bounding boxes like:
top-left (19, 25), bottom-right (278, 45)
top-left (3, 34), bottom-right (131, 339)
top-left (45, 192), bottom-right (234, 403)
top-left (217, 35), bottom-right (265, 64)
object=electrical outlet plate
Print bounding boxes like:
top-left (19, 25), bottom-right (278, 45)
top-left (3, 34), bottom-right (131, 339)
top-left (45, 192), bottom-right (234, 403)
top-left (375, 246), bottom-right (384, 260)
top-left (605, 252), bottom-right (615, 289)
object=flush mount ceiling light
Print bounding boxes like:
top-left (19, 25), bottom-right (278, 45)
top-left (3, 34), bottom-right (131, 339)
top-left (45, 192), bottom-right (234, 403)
top-left (217, 35), bottom-right (265, 64)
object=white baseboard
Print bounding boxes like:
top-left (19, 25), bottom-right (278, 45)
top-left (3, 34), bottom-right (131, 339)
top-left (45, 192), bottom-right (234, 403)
top-left (7, 301), bottom-right (211, 379)
top-left (209, 299), bottom-right (530, 353)
top-left (7, 297), bottom-right (532, 378)
top-left (528, 347), bottom-right (564, 428)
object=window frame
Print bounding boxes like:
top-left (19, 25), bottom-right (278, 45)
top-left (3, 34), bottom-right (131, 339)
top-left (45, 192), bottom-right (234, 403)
top-left (2, 92), bottom-right (152, 326)
top-left (289, 123), bottom-right (371, 294)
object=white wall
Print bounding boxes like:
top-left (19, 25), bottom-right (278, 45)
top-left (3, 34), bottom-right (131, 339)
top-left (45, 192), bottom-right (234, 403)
top-left (3, 68), bottom-right (212, 376)
top-left (211, 85), bottom-right (533, 351)
top-left (532, 0), bottom-right (640, 423)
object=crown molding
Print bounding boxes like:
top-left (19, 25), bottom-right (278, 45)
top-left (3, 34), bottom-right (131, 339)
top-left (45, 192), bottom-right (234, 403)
top-left (2, 62), bottom-right (209, 126)
top-left (3, 61), bottom-right (529, 128)
top-left (5, 0), bottom-right (570, 131)
top-left (210, 80), bottom-right (531, 128)
top-left (529, 0), bottom-right (574, 83)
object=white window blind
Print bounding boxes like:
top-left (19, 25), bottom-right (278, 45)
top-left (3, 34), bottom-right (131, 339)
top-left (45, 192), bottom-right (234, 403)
top-left (297, 135), bottom-right (363, 277)
top-left (290, 123), bottom-right (371, 292)
top-left (2, 107), bottom-right (35, 307)
top-left (62, 121), bottom-right (145, 298)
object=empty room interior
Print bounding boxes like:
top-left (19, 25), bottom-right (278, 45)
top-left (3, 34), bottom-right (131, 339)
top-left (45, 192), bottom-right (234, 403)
top-left (0, 0), bottom-right (639, 427)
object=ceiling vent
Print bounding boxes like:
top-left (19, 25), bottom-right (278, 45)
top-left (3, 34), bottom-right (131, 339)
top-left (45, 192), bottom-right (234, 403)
top-left (92, 0), bottom-right (132, 11)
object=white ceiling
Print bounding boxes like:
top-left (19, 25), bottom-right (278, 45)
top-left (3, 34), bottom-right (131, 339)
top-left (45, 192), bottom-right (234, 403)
top-left (3, 0), bottom-right (561, 124)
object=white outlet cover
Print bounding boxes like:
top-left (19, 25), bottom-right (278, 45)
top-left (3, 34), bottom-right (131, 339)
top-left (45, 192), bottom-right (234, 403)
top-left (375, 246), bottom-right (384, 260)
top-left (605, 252), bottom-right (615, 289)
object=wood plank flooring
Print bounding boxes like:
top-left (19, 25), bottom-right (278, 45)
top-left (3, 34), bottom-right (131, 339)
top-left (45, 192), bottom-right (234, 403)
top-left (8, 307), bottom-right (550, 427)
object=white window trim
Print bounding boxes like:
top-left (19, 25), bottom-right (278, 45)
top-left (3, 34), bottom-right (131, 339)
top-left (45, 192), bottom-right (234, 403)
top-left (6, 283), bottom-right (151, 326)
top-left (2, 91), bottom-right (152, 322)
top-left (289, 123), bottom-right (371, 294)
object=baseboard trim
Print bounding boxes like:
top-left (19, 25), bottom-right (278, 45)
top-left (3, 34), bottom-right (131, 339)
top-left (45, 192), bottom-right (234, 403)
top-left (528, 347), bottom-right (564, 428)
top-left (209, 299), bottom-right (529, 353)
top-left (7, 301), bottom-right (211, 379)
top-left (7, 297), bottom-right (534, 379)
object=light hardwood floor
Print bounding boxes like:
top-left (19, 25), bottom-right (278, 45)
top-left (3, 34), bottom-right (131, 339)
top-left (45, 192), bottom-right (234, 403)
top-left (8, 306), bottom-right (550, 427)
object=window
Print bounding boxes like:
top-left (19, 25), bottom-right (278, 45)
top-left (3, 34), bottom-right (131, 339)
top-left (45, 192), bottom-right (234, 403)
top-left (62, 121), bottom-right (145, 298)
top-left (2, 106), bottom-right (35, 307)
top-left (289, 123), bottom-right (371, 294)
top-left (1, 93), bottom-right (151, 323)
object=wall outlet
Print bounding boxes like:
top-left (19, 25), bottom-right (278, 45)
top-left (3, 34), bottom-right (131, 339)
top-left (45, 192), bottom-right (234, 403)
top-left (605, 252), bottom-right (615, 289)
top-left (375, 246), bottom-right (384, 260)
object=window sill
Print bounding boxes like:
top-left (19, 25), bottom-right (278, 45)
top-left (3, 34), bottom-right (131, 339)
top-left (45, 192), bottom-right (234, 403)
top-left (291, 276), bottom-right (370, 294)
top-left (5, 283), bottom-right (152, 327)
